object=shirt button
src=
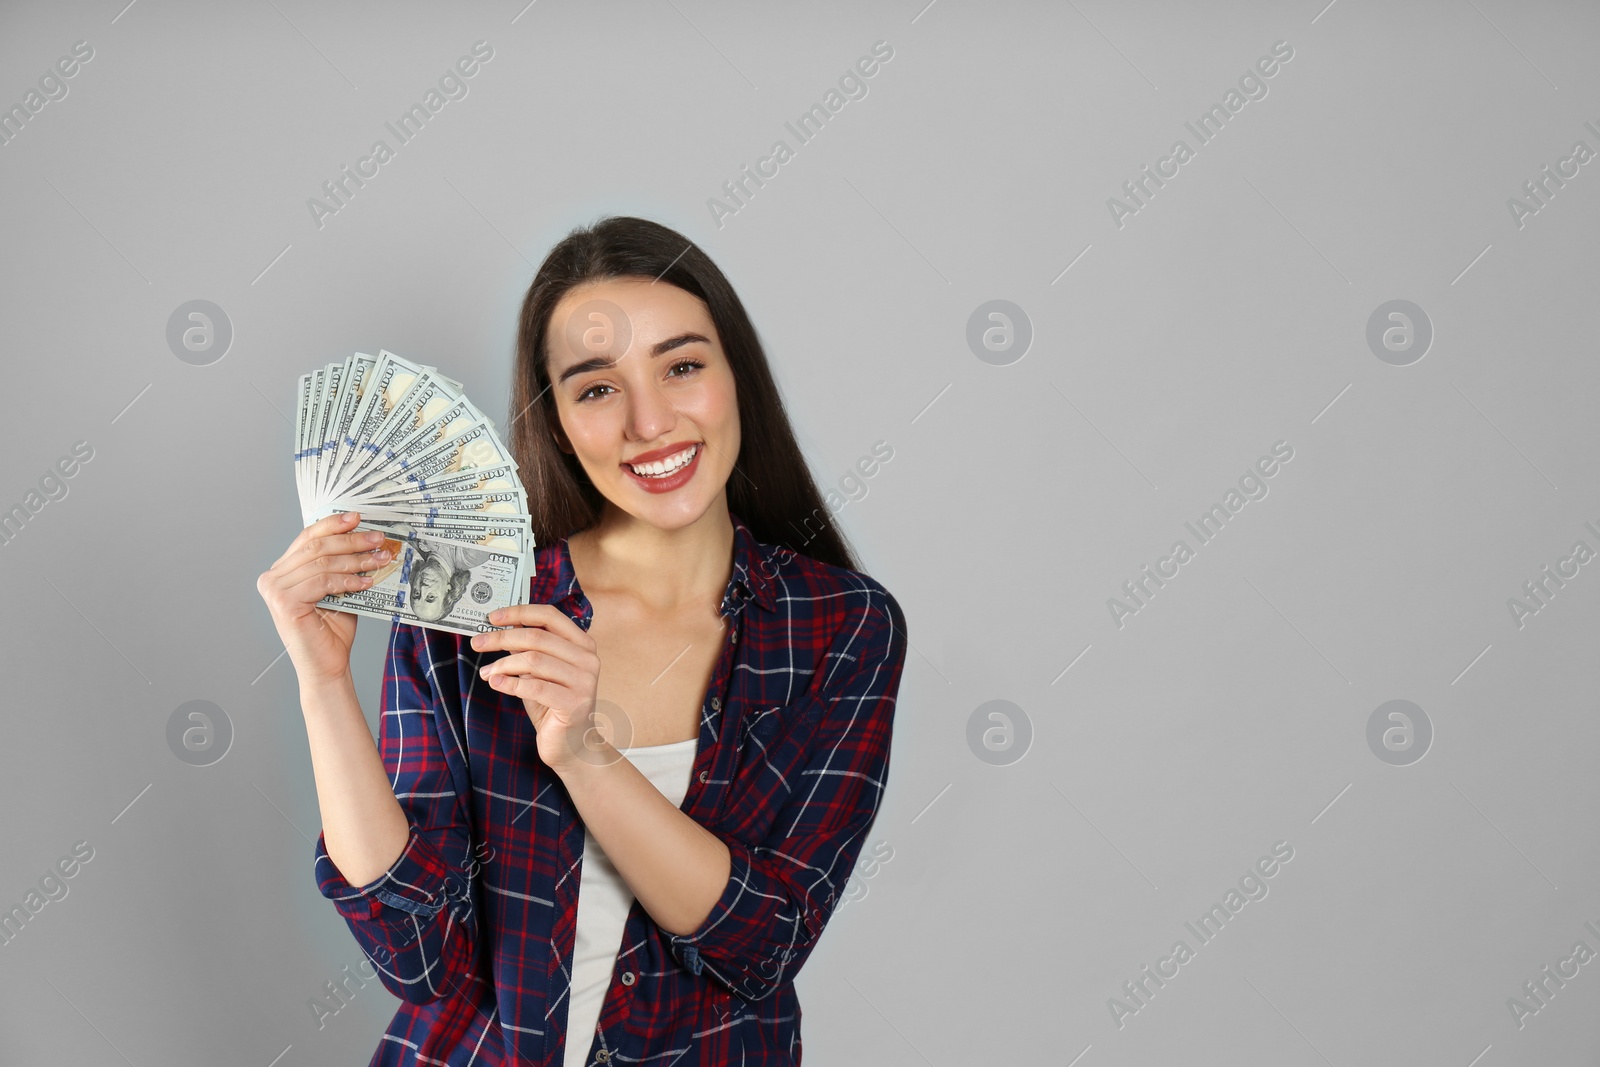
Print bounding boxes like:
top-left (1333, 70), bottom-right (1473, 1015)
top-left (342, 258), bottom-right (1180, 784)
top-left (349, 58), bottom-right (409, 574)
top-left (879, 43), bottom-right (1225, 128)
top-left (596, 1052), bottom-right (611, 1063)
top-left (621, 971), bottom-right (635, 986)
top-left (698, 770), bottom-right (708, 784)
top-left (710, 697), bottom-right (721, 711)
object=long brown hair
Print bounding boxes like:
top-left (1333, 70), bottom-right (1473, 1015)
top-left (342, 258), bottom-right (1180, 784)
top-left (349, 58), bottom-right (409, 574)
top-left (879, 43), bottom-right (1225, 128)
top-left (509, 215), bottom-right (861, 572)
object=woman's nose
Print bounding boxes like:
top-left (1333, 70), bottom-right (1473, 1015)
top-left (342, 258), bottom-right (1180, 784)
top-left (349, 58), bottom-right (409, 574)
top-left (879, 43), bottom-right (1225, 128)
top-left (624, 378), bottom-right (677, 438)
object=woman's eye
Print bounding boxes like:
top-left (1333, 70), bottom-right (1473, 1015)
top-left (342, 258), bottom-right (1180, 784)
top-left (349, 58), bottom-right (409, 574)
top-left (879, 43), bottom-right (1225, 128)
top-left (576, 361), bottom-right (701, 402)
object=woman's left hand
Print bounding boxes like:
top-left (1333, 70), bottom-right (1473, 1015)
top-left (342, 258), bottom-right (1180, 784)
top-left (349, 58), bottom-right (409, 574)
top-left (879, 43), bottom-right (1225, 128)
top-left (470, 605), bottom-right (604, 773)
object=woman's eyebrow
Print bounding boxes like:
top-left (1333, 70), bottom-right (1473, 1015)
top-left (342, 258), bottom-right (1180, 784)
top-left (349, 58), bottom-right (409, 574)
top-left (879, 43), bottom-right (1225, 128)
top-left (556, 331), bottom-right (711, 386)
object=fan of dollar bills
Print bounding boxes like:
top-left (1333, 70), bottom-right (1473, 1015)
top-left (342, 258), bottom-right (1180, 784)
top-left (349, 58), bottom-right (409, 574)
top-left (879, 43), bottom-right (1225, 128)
top-left (294, 349), bottom-right (534, 636)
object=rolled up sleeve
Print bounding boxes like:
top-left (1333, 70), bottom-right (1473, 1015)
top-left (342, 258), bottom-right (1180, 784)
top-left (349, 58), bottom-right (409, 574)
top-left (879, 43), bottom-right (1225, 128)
top-left (669, 584), bottom-right (909, 1001)
top-left (312, 621), bottom-right (481, 1006)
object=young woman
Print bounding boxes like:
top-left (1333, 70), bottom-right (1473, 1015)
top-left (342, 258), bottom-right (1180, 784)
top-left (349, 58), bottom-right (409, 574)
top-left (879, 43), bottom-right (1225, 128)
top-left (256, 216), bottom-right (909, 1066)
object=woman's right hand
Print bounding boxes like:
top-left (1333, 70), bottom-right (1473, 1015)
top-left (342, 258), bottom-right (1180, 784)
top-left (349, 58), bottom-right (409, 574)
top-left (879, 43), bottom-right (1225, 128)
top-left (256, 511), bottom-right (394, 684)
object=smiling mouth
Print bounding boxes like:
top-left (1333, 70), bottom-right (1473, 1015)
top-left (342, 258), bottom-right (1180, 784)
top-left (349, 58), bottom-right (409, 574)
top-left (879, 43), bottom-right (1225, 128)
top-left (624, 443), bottom-right (700, 478)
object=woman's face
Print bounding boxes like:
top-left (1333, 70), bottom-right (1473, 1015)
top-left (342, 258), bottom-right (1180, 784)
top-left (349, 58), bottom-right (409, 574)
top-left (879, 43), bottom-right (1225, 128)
top-left (545, 277), bottom-right (740, 530)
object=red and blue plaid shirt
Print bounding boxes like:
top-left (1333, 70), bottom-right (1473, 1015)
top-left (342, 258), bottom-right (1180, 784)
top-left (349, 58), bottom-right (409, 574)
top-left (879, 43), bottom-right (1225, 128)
top-left (312, 509), bottom-right (908, 1065)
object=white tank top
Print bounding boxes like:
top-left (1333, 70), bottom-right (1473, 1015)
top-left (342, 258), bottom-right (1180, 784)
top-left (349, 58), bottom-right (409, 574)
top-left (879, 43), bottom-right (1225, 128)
top-left (564, 736), bottom-right (699, 1066)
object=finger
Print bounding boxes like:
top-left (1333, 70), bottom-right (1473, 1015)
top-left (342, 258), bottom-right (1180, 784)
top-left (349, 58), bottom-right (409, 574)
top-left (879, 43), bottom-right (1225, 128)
top-left (481, 648), bottom-right (585, 690)
top-left (483, 671), bottom-right (569, 710)
top-left (470, 625), bottom-right (594, 668)
top-left (284, 566), bottom-right (379, 608)
top-left (287, 528), bottom-right (394, 572)
top-left (273, 511), bottom-right (372, 570)
top-left (276, 545), bottom-right (394, 591)
top-left (485, 603), bottom-right (594, 646)
top-left (274, 510), bottom-right (363, 569)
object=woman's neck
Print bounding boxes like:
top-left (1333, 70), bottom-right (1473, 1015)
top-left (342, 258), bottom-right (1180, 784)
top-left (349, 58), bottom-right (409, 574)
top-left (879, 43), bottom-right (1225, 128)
top-left (568, 502), bottom-right (735, 616)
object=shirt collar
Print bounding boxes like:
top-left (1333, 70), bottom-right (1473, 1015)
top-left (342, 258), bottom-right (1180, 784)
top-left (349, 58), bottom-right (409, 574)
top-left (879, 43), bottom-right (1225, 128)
top-left (725, 510), bottom-right (778, 614)
top-left (533, 509), bottom-right (777, 623)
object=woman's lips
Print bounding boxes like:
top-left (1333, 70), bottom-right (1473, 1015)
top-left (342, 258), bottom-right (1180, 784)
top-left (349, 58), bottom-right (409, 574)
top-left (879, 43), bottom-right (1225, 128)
top-left (621, 442), bottom-right (702, 493)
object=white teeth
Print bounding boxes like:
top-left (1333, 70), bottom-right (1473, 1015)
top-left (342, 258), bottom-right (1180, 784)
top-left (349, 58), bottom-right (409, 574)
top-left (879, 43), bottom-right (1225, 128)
top-left (628, 444), bottom-right (697, 477)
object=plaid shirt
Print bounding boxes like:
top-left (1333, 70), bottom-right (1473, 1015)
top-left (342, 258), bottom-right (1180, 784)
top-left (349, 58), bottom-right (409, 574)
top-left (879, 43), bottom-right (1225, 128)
top-left (312, 510), bottom-right (908, 1065)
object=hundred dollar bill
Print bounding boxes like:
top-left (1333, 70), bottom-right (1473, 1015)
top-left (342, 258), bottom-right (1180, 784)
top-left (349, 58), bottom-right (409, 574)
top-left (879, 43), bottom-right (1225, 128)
top-left (351, 461), bottom-right (524, 503)
top-left (310, 354), bottom-right (351, 504)
top-left (294, 371), bottom-right (315, 520)
top-left (308, 359), bottom-right (344, 503)
top-left (343, 357), bottom-right (486, 475)
top-left (292, 352), bottom-right (533, 607)
top-left (316, 352), bottom-right (378, 506)
top-left (303, 511), bottom-right (535, 580)
top-left (317, 523), bottom-right (529, 636)
top-left (330, 367), bottom-right (453, 493)
top-left (328, 356), bottom-right (444, 495)
top-left (352, 490), bottom-right (529, 522)
top-left (363, 516), bottom-right (533, 597)
top-left (367, 515), bottom-right (534, 596)
top-left (332, 386), bottom-right (494, 501)
top-left (426, 368), bottom-right (463, 392)
top-left (322, 350), bottom-right (428, 505)
top-left (339, 419), bottom-right (513, 500)
top-left (298, 366), bottom-right (335, 525)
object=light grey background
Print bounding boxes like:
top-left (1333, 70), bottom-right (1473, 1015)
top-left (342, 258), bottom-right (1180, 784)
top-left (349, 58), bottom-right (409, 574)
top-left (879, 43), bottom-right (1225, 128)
top-left (2, 0), bottom-right (1597, 1063)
